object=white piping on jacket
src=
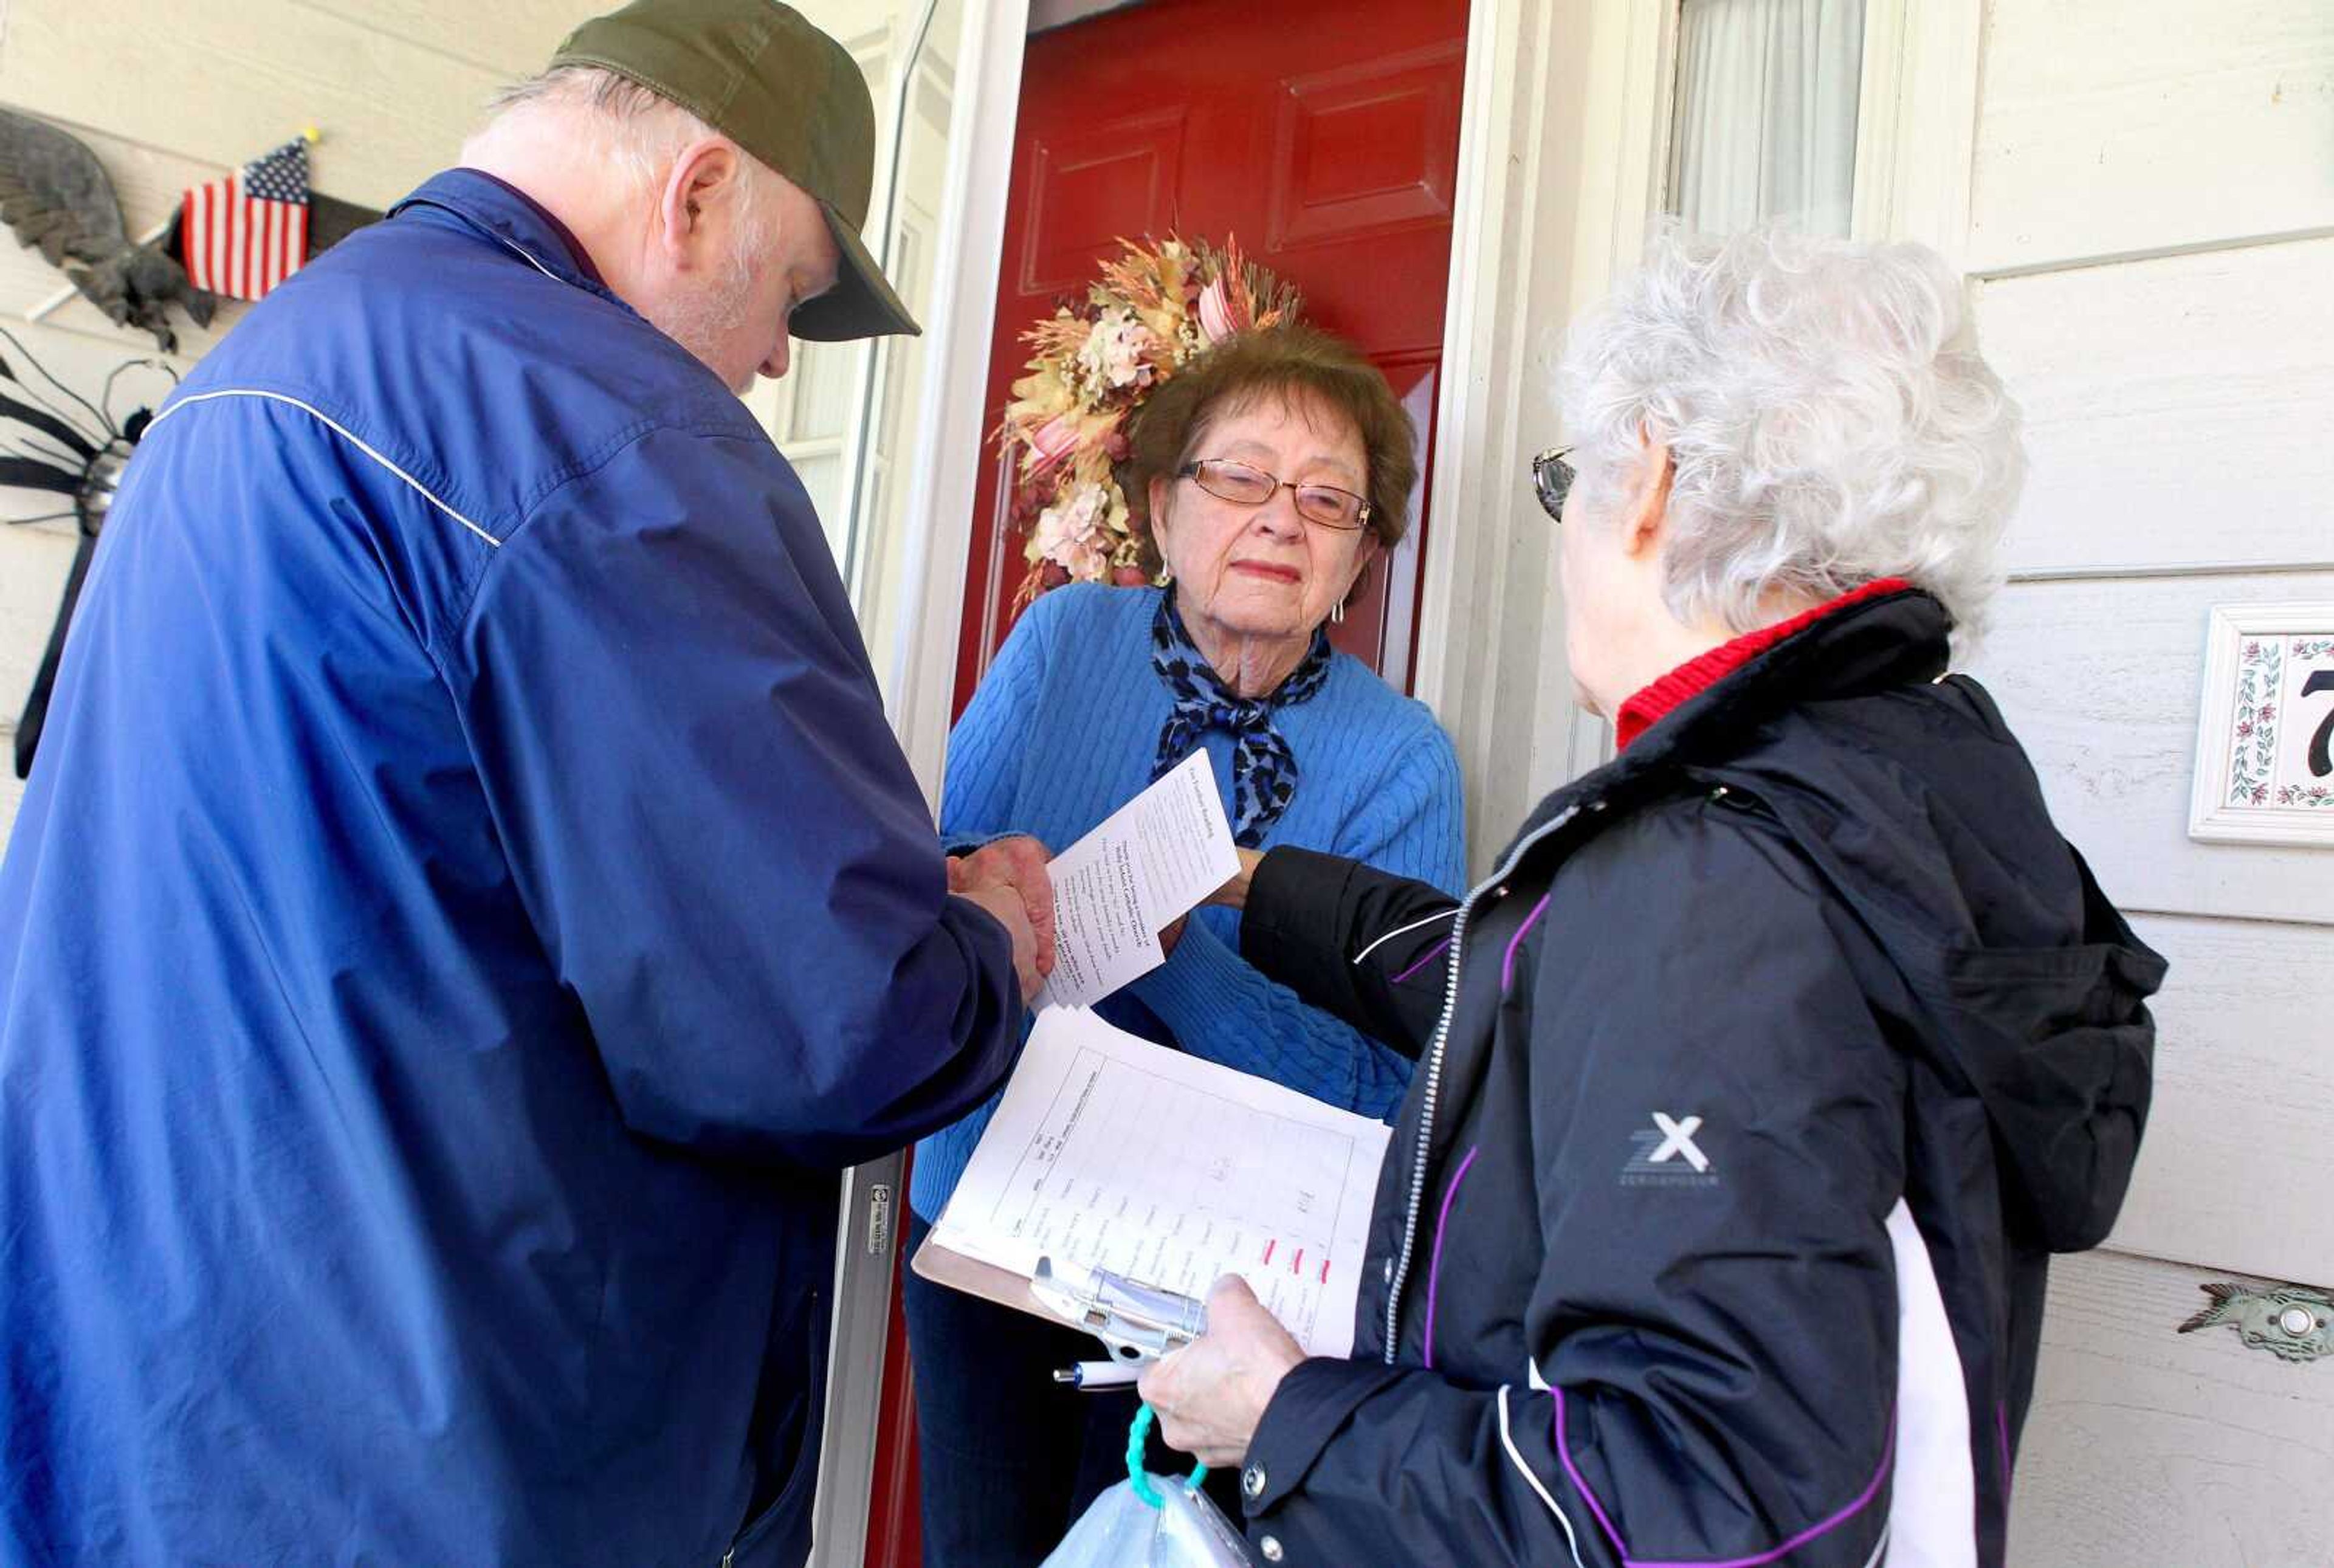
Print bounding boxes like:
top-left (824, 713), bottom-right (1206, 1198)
top-left (152, 389), bottom-right (503, 548)
top-left (1351, 905), bottom-right (1460, 966)
top-left (1496, 1384), bottom-right (1586, 1568)
top-left (478, 230), bottom-right (563, 284)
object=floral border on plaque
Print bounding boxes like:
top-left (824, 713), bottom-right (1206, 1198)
top-left (2226, 637), bottom-right (2282, 807)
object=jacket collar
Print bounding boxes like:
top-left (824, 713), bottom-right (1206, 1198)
top-left (1506, 585), bottom-right (1952, 851)
top-left (389, 168), bottom-right (626, 309)
top-left (1614, 577), bottom-right (1915, 749)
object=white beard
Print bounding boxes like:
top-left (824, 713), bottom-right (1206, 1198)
top-left (647, 255), bottom-right (757, 393)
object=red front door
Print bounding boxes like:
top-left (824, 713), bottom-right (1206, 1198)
top-left (873, 2), bottom-right (1469, 1561)
top-left (949, 0), bottom-right (1471, 713)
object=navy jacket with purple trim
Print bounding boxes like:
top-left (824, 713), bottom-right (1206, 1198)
top-left (0, 171), bottom-right (1025, 1568)
top-left (1230, 588), bottom-right (2163, 1568)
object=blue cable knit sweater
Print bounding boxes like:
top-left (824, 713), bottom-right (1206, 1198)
top-left (909, 583), bottom-right (1467, 1223)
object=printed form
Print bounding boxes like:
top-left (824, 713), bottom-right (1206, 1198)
top-left (1039, 749), bottom-right (1242, 1009)
top-left (932, 1006), bottom-right (1391, 1358)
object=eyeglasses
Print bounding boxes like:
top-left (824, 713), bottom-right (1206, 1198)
top-left (1531, 446), bottom-right (1576, 522)
top-left (1177, 458), bottom-right (1372, 531)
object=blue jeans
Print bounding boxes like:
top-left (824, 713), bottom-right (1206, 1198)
top-left (903, 1211), bottom-right (1239, 1567)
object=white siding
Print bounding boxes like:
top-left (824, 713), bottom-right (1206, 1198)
top-left (1969, 572), bottom-right (2334, 927)
top-left (0, 2), bottom-right (570, 210)
top-left (2014, 1249), bottom-right (2334, 1568)
top-left (1983, 239), bottom-right (2334, 578)
top-left (2109, 914), bottom-right (2334, 1285)
top-left (1966, 2), bottom-right (2334, 1557)
top-left (1969, 0), bottom-right (2334, 272)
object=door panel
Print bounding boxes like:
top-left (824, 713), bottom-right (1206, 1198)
top-left (1268, 43), bottom-right (1463, 251)
top-left (1019, 109), bottom-right (1189, 294)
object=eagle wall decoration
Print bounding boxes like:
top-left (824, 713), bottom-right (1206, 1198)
top-left (0, 108), bottom-right (217, 353)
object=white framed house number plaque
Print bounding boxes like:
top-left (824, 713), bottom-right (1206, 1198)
top-left (2189, 602), bottom-right (2334, 847)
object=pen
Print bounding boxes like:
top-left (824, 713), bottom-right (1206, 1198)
top-left (1052, 1360), bottom-right (1141, 1390)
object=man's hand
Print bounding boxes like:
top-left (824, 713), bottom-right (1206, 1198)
top-left (949, 836), bottom-right (1055, 972)
top-left (957, 883), bottom-right (1045, 1005)
top-left (1137, 1276), bottom-right (1305, 1468)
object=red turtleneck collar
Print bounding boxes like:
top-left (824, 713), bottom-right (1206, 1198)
top-left (1613, 579), bottom-right (1914, 751)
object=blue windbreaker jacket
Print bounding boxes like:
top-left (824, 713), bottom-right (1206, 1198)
top-left (0, 171), bottom-right (1024, 1568)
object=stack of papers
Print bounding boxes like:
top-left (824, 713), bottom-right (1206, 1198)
top-left (932, 1011), bottom-right (1388, 1355)
top-left (928, 752), bottom-right (1391, 1358)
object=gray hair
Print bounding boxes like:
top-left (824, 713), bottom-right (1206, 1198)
top-left (1557, 224), bottom-right (2024, 636)
top-left (465, 65), bottom-right (776, 257)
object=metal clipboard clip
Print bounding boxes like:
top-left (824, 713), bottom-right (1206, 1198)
top-left (1031, 1255), bottom-right (1209, 1366)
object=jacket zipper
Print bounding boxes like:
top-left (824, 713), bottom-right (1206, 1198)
top-left (1381, 802), bottom-right (1587, 1362)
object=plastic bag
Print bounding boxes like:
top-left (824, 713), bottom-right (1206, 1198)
top-left (1037, 1473), bottom-right (1252, 1568)
top-left (1039, 1404), bottom-right (1253, 1567)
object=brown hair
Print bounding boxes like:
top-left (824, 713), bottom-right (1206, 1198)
top-left (1124, 324), bottom-right (1417, 575)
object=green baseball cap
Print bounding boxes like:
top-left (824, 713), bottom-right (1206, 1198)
top-left (551, 0), bottom-right (920, 341)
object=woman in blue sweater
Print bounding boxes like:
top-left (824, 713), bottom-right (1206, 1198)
top-left (906, 326), bottom-right (1465, 1564)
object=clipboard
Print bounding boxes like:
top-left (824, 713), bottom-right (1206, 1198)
top-left (914, 1007), bottom-right (1389, 1360)
top-left (912, 1235), bottom-right (1211, 1363)
top-left (909, 1231), bottom-right (1050, 1324)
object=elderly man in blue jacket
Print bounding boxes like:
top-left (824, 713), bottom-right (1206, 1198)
top-left (0, 4), bottom-right (1048, 1565)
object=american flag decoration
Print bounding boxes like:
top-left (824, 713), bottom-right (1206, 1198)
top-left (179, 133), bottom-right (312, 303)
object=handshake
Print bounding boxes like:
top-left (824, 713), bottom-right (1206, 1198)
top-left (946, 836), bottom-right (1057, 1004)
top-left (945, 837), bottom-right (1264, 1007)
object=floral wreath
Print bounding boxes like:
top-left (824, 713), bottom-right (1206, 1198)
top-left (997, 235), bottom-right (1302, 608)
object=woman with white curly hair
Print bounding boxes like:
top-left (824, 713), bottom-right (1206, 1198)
top-left (1134, 227), bottom-right (2166, 1568)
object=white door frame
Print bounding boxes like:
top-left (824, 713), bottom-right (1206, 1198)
top-left (810, 4), bottom-right (1030, 1563)
top-left (1410, 0), bottom-right (1680, 868)
top-left (881, 14), bottom-right (1031, 802)
top-left (1848, 0), bottom-right (1983, 263)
